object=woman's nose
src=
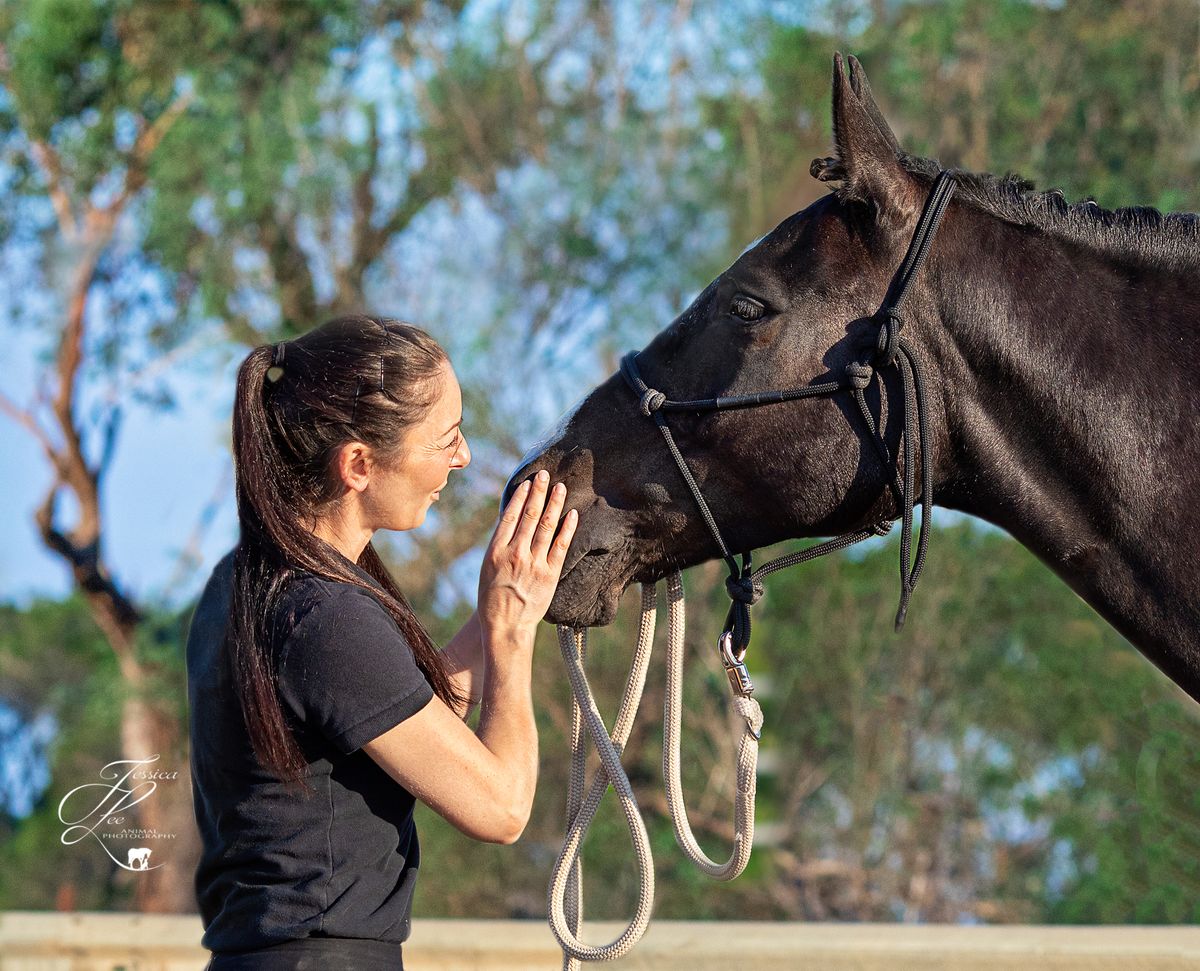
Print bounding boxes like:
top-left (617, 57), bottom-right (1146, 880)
top-left (454, 435), bottom-right (471, 469)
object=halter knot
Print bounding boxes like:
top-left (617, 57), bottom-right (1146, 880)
top-left (845, 361), bottom-right (873, 390)
top-left (873, 311), bottom-right (900, 367)
top-left (725, 574), bottom-right (764, 605)
top-left (871, 520), bottom-right (893, 537)
top-left (639, 388), bottom-right (666, 416)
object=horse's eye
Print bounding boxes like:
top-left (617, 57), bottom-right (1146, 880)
top-left (730, 294), bottom-right (766, 322)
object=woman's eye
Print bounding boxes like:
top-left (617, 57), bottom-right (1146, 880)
top-left (730, 294), bottom-right (766, 322)
top-left (444, 432), bottom-right (461, 450)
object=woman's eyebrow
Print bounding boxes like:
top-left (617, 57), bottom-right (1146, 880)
top-left (440, 417), bottom-right (463, 436)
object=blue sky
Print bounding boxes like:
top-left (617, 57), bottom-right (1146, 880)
top-left (1, 323), bottom-right (241, 613)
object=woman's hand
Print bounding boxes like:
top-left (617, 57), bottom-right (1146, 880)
top-left (478, 469), bottom-right (578, 636)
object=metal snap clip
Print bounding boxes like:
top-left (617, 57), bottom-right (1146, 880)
top-left (718, 630), bottom-right (755, 698)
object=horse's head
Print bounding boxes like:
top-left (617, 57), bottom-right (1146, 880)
top-left (506, 53), bottom-right (955, 628)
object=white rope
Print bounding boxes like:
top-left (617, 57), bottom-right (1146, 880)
top-left (548, 571), bottom-right (764, 965)
top-left (549, 585), bottom-right (657, 965)
top-left (561, 628), bottom-right (587, 969)
top-left (662, 571), bottom-right (764, 880)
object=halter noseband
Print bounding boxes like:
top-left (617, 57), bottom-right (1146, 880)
top-left (619, 170), bottom-right (957, 690)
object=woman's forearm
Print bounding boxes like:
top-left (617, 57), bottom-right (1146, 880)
top-left (440, 609), bottom-right (484, 718)
top-left (476, 623), bottom-right (539, 833)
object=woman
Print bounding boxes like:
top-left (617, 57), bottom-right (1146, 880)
top-left (185, 314), bottom-right (578, 970)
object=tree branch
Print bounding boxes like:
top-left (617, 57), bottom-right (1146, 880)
top-left (0, 388), bottom-right (60, 464)
top-left (165, 461), bottom-right (234, 595)
top-left (0, 40), bottom-right (80, 241)
top-left (262, 210), bottom-right (320, 330)
top-left (29, 140), bottom-right (79, 242)
top-left (33, 485), bottom-right (143, 630)
top-left (101, 88), bottom-right (195, 218)
top-left (336, 99), bottom-right (382, 312)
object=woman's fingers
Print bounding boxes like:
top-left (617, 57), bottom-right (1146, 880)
top-left (480, 469), bottom-right (579, 630)
top-left (512, 470), bottom-right (551, 549)
top-left (546, 504), bottom-right (580, 573)
top-left (492, 479), bottom-right (531, 549)
top-left (530, 480), bottom-right (568, 560)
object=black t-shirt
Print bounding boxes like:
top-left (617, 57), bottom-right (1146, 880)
top-left (185, 545), bottom-right (435, 953)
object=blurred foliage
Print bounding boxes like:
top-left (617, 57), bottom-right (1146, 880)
top-left (0, 592), bottom-right (126, 908)
top-left (3, 0), bottom-right (1200, 924)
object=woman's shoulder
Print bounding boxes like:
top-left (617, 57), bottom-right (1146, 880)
top-left (278, 568), bottom-right (401, 645)
top-left (283, 567), bottom-right (387, 612)
top-left (200, 546), bottom-right (400, 650)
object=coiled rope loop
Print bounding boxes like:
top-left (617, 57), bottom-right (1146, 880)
top-left (549, 571), bottom-right (763, 968)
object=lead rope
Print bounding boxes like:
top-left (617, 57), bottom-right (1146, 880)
top-left (549, 571), bottom-right (764, 967)
top-left (550, 587), bottom-right (656, 966)
top-left (662, 572), bottom-right (764, 880)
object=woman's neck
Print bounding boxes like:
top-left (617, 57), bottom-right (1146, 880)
top-left (310, 514), bottom-right (371, 565)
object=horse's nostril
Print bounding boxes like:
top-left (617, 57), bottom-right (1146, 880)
top-left (562, 544), bottom-right (611, 580)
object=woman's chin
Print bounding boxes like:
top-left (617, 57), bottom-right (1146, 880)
top-left (388, 509), bottom-right (426, 531)
top-left (393, 494), bottom-right (439, 530)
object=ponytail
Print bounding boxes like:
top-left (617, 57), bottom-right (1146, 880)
top-left (223, 314), bottom-right (467, 794)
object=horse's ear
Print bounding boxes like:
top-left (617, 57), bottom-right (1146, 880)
top-left (846, 54), bottom-right (901, 154)
top-left (815, 52), bottom-right (919, 220)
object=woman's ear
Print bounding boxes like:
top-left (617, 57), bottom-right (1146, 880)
top-left (336, 441), bottom-right (374, 493)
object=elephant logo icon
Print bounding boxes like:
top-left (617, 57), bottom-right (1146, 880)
top-left (127, 847), bottom-right (152, 870)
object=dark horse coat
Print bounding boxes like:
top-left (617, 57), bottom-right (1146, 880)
top-left (506, 54), bottom-right (1200, 705)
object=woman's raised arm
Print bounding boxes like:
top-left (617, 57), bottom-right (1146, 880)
top-left (363, 469), bottom-right (577, 843)
top-left (439, 609), bottom-right (484, 719)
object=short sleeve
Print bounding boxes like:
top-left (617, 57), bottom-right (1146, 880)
top-left (276, 585), bottom-right (435, 755)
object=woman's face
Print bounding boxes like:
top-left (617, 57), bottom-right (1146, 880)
top-left (370, 360), bottom-right (471, 531)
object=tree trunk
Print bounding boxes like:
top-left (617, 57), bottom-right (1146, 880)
top-left (121, 695), bottom-right (202, 912)
top-left (87, 590), bottom-right (202, 913)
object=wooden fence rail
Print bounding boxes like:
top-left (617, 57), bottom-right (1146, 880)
top-left (1, 912), bottom-right (1199, 970)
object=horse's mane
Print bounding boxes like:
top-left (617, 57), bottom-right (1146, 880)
top-left (899, 153), bottom-right (1200, 273)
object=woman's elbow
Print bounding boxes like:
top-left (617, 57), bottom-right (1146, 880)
top-left (487, 803), bottom-right (530, 845)
top-left (450, 794), bottom-right (530, 845)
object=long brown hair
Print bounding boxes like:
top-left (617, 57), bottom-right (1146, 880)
top-left (224, 313), bottom-right (466, 794)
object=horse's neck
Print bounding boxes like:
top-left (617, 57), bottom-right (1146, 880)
top-left (929, 216), bottom-right (1200, 701)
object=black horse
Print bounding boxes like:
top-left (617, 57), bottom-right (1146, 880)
top-left (504, 53), bottom-right (1200, 705)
